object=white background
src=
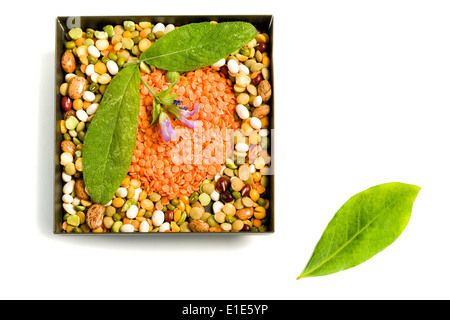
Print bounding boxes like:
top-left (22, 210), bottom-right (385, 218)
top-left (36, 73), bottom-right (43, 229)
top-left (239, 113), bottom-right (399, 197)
top-left (1, 0), bottom-right (449, 300)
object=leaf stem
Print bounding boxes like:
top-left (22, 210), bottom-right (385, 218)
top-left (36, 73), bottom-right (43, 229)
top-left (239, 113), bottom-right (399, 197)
top-left (139, 74), bottom-right (160, 104)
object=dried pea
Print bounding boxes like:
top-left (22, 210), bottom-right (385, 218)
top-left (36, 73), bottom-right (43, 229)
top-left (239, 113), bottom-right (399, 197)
top-left (198, 193), bottom-right (211, 206)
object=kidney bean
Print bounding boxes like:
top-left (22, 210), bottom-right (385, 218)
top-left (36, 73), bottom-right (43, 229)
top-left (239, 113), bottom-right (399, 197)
top-left (220, 65), bottom-right (228, 76)
top-left (216, 177), bottom-right (230, 193)
top-left (257, 42), bottom-right (267, 53)
top-left (221, 191), bottom-right (234, 203)
top-left (252, 74), bottom-right (262, 85)
top-left (61, 97), bottom-right (72, 111)
top-left (241, 184), bottom-right (251, 198)
top-left (164, 210), bottom-right (174, 223)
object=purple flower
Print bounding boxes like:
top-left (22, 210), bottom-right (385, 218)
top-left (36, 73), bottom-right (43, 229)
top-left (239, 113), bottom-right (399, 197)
top-left (158, 112), bottom-right (177, 142)
top-left (173, 99), bottom-right (183, 106)
top-left (178, 103), bottom-right (200, 128)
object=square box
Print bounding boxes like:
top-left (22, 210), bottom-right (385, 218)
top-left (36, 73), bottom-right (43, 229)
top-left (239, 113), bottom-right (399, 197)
top-left (54, 15), bottom-right (274, 234)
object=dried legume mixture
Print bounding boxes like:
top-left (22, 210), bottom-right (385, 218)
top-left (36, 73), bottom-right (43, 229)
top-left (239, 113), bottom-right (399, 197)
top-left (58, 19), bottom-right (272, 233)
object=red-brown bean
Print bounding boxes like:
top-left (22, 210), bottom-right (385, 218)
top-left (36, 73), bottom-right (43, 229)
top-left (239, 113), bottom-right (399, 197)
top-left (61, 97), bottom-right (72, 112)
top-left (216, 177), bottom-right (230, 193)
top-left (164, 210), bottom-right (174, 222)
top-left (221, 191), bottom-right (234, 203)
top-left (241, 185), bottom-right (251, 197)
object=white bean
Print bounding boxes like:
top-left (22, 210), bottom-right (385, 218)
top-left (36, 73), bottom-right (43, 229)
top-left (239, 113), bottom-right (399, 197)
top-left (85, 64), bottom-right (95, 77)
top-left (227, 59), bottom-right (239, 74)
top-left (76, 109), bottom-right (88, 122)
top-left (86, 103), bottom-right (99, 115)
top-left (212, 58), bottom-right (226, 68)
top-left (90, 72), bottom-right (99, 83)
top-left (239, 64), bottom-right (249, 75)
top-left (159, 222), bottom-right (170, 232)
top-left (152, 210), bottom-right (165, 227)
top-left (62, 203), bottom-right (76, 215)
top-left (65, 73), bottom-right (76, 82)
top-left (152, 23), bottom-right (165, 34)
top-left (83, 91), bottom-right (95, 102)
top-left (235, 142), bottom-right (249, 153)
top-left (210, 190), bottom-right (220, 202)
top-left (63, 180), bottom-right (75, 194)
top-left (72, 197), bottom-right (81, 206)
top-left (120, 224), bottom-right (135, 233)
top-left (236, 104), bottom-right (250, 120)
top-left (62, 172), bottom-right (72, 183)
top-left (253, 95), bottom-right (263, 107)
top-left (133, 187), bottom-right (142, 201)
top-left (126, 205), bottom-right (139, 219)
top-left (164, 24), bottom-right (175, 34)
top-left (213, 201), bottom-right (224, 214)
top-left (60, 152), bottom-right (73, 166)
top-left (139, 221), bottom-right (150, 232)
top-left (249, 164), bottom-right (256, 174)
top-left (259, 129), bottom-right (269, 137)
top-left (106, 60), bottom-right (119, 75)
top-left (250, 117), bottom-right (262, 129)
top-left (62, 194), bottom-right (74, 204)
top-left (87, 45), bottom-right (101, 58)
top-left (115, 187), bottom-right (127, 198)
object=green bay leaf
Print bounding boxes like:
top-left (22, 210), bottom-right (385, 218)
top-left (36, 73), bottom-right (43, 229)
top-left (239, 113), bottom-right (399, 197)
top-left (298, 182), bottom-right (421, 279)
top-left (139, 21), bottom-right (258, 72)
top-left (83, 64), bottom-right (140, 205)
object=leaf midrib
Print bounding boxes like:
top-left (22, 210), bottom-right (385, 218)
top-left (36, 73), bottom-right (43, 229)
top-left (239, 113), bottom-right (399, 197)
top-left (299, 197), bottom-right (400, 279)
top-left (96, 66), bottom-right (136, 201)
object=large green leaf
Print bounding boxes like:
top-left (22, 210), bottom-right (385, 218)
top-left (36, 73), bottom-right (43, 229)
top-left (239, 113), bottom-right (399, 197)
top-left (298, 182), bottom-right (420, 279)
top-left (139, 21), bottom-right (258, 72)
top-left (83, 64), bottom-right (140, 205)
